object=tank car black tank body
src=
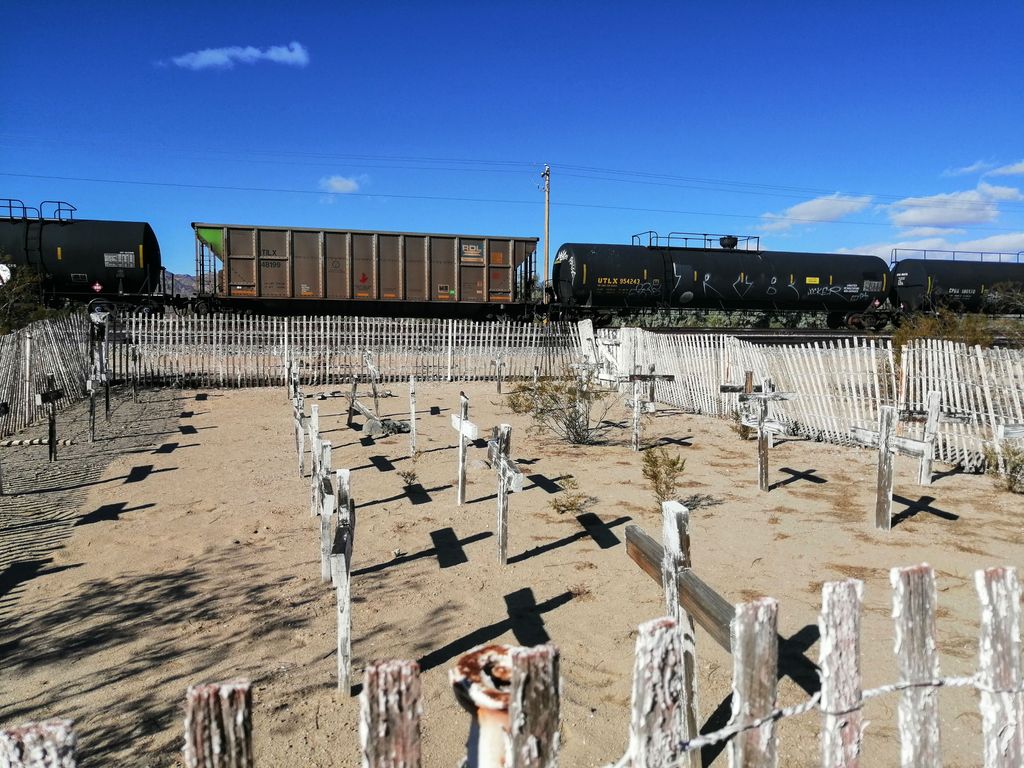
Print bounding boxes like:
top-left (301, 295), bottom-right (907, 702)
top-left (0, 212), bottom-right (162, 307)
top-left (552, 242), bottom-right (890, 317)
top-left (892, 258), bottom-right (1024, 313)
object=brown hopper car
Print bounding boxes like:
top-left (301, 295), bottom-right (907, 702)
top-left (192, 222), bottom-right (538, 317)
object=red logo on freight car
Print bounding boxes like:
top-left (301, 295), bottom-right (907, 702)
top-left (92, 282), bottom-right (103, 293)
top-left (359, 273), bottom-right (368, 284)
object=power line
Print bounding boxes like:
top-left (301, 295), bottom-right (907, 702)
top-left (5, 171), bottom-right (1024, 233)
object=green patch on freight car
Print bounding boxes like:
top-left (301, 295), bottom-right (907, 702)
top-left (196, 227), bottom-right (225, 258)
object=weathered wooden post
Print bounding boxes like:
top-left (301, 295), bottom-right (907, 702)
top-left (491, 353), bottom-right (505, 394)
top-left (346, 374), bottom-right (358, 428)
top-left (317, 442), bottom-right (335, 583)
top-left (409, 375), bottom-right (417, 455)
top-left (293, 392), bottom-right (305, 478)
top-left (182, 680), bottom-right (253, 768)
top-left (87, 377), bottom-right (97, 443)
top-left (487, 424), bottom-right (523, 565)
top-left (728, 598), bottom-right (779, 767)
top-left (451, 392), bottom-right (478, 506)
top-left (363, 350), bottom-right (381, 416)
top-left (0, 719), bottom-right (77, 767)
top-left (975, 566), bottom-right (1022, 768)
top-left (919, 390), bottom-right (941, 486)
top-left (35, 378), bottom-right (64, 463)
top-left (508, 644), bottom-right (561, 768)
top-left (360, 660), bottom-right (423, 767)
top-left (627, 617), bottom-right (689, 767)
top-left (819, 579), bottom-right (864, 768)
top-left (890, 564), bottom-right (941, 766)
top-left (631, 377), bottom-right (642, 452)
top-left (332, 468), bottom-right (355, 693)
top-left (659, 501), bottom-right (699, 768)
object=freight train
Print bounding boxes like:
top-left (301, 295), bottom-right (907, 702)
top-left (551, 233), bottom-right (1024, 328)
top-left (2, 199), bottom-right (1022, 326)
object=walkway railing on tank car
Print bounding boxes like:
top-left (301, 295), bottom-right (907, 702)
top-left (39, 200), bottom-right (76, 221)
top-left (0, 198), bottom-right (40, 220)
top-left (631, 230), bottom-right (760, 250)
top-left (891, 247), bottom-right (1022, 264)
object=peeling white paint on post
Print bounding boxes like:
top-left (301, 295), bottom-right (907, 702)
top-left (293, 394), bottom-right (305, 478)
top-left (360, 660), bottom-right (423, 768)
top-left (890, 564), bottom-right (941, 767)
top-left (409, 375), bottom-right (417, 456)
top-left (975, 566), bottom-right (1023, 768)
top-left (487, 424), bottom-right (522, 566)
top-left (332, 552), bottom-right (353, 694)
top-left (919, 390), bottom-right (941, 486)
top-left (658, 501), bottom-right (699, 767)
top-left (660, 501), bottom-right (690, 623)
top-left (632, 378), bottom-right (642, 452)
top-left (729, 598), bottom-right (779, 768)
top-left (332, 468), bottom-right (356, 693)
top-left (182, 680), bottom-right (253, 768)
top-left (0, 719), bottom-right (77, 767)
top-left (627, 617), bottom-right (687, 767)
top-left (508, 644), bottom-right (561, 768)
top-left (492, 354), bottom-right (505, 394)
top-left (451, 392), bottom-right (478, 506)
top-left (819, 579), bottom-right (864, 768)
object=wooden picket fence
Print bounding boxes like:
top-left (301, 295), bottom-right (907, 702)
top-left (0, 313), bottom-right (90, 438)
top-left (594, 326), bottom-right (1024, 475)
top-left (5, 556), bottom-right (1018, 766)
top-left (124, 314), bottom-right (580, 387)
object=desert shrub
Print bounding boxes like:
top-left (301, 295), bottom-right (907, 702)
top-left (983, 443), bottom-right (1024, 494)
top-left (548, 476), bottom-right (598, 515)
top-left (892, 309), bottom-right (993, 366)
top-left (642, 447), bottom-right (686, 507)
top-left (506, 367), bottom-right (618, 445)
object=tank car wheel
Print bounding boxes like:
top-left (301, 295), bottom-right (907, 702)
top-left (193, 300), bottom-right (211, 317)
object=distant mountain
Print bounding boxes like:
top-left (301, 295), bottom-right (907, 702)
top-left (163, 274), bottom-right (215, 297)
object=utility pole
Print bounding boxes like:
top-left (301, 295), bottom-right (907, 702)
top-left (541, 164), bottom-right (550, 288)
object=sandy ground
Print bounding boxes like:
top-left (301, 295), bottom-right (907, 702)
top-left (1, 380), bottom-right (1022, 767)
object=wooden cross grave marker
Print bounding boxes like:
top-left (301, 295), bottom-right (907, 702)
top-left (739, 384), bottom-right (794, 492)
top-left (451, 392), bottom-right (479, 506)
top-left (626, 367), bottom-right (675, 451)
top-left (34, 376), bottom-right (64, 463)
top-left (851, 403), bottom-right (934, 531)
top-left (345, 372), bottom-right (409, 439)
top-left (487, 424), bottom-right (524, 565)
top-left (491, 353), bottom-right (506, 394)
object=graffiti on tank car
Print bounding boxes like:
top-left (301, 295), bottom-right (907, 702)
top-left (732, 272), bottom-right (754, 297)
top-left (766, 276), bottom-right (778, 296)
top-left (629, 280), bottom-right (661, 296)
top-left (702, 273), bottom-right (722, 297)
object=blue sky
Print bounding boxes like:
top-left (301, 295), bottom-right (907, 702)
top-left (3, 2), bottom-right (1024, 277)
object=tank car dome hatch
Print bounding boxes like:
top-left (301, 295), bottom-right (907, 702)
top-left (719, 235), bottom-right (739, 250)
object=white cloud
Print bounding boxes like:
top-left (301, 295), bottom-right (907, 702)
top-left (942, 160), bottom-right (993, 177)
top-left (760, 193), bottom-right (872, 232)
top-left (319, 175), bottom-right (362, 194)
top-left (837, 232), bottom-right (1024, 260)
top-left (888, 182), bottom-right (1023, 228)
top-left (170, 41), bottom-right (309, 70)
top-left (988, 160), bottom-right (1024, 177)
top-left (899, 227), bottom-right (967, 238)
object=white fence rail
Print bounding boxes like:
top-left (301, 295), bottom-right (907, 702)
top-left (125, 315), bottom-right (580, 387)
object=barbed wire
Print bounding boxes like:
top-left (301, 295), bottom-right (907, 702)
top-left (605, 672), bottom-right (1013, 767)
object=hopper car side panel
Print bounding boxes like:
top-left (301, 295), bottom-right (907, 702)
top-left (193, 223), bottom-right (537, 317)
